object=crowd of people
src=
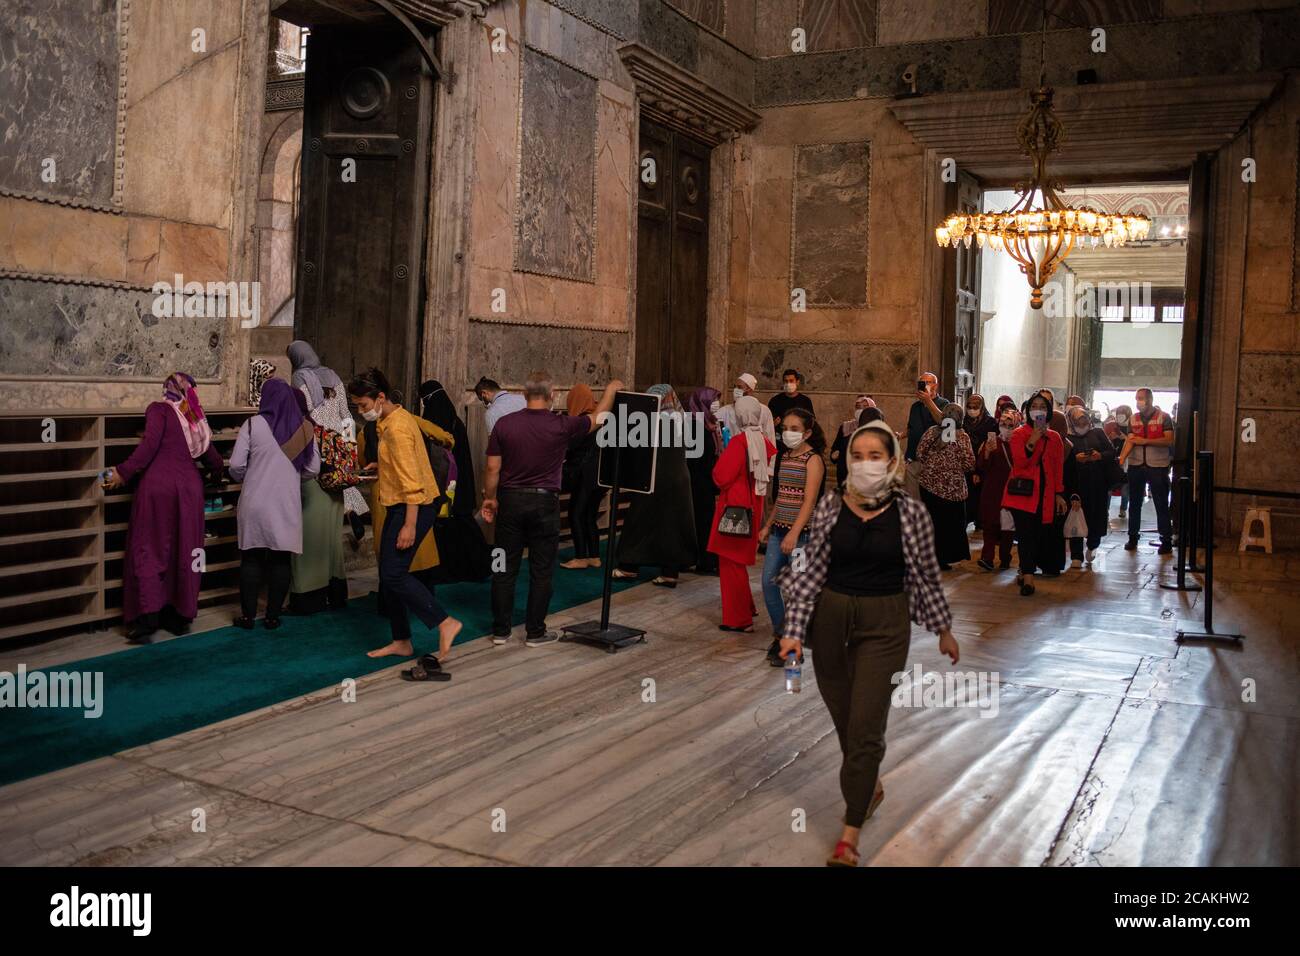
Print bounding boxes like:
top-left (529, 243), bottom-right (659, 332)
top-left (104, 358), bottom-right (1177, 864)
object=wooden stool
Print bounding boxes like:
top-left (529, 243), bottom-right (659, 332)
top-left (1238, 506), bottom-right (1272, 554)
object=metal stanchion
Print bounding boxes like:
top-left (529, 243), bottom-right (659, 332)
top-left (1161, 474), bottom-right (1201, 592)
top-left (1177, 451), bottom-right (1243, 644)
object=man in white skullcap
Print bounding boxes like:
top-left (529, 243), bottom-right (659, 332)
top-left (717, 372), bottom-right (776, 448)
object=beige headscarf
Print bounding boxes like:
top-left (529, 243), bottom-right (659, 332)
top-left (842, 420), bottom-right (905, 509)
top-left (734, 395), bottom-right (774, 496)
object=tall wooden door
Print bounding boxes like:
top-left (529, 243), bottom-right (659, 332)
top-left (295, 26), bottom-right (434, 404)
top-left (635, 118), bottom-right (709, 390)
top-left (943, 171), bottom-right (982, 404)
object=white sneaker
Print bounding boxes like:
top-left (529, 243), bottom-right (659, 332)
top-left (525, 630), bottom-right (561, 647)
top-left (491, 633), bottom-right (510, 646)
top-left (1086, 547), bottom-right (1097, 563)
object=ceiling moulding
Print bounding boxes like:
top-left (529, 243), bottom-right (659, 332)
top-left (271, 0), bottom-right (494, 27)
top-left (890, 73), bottom-right (1283, 182)
top-left (618, 43), bottom-right (761, 147)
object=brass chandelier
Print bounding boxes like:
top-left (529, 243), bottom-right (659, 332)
top-left (934, 8), bottom-right (1152, 309)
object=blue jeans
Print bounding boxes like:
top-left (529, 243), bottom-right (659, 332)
top-left (762, 528), bottom-right (807, 637)
top-left (1128, 465), bottom-right (1172, 541)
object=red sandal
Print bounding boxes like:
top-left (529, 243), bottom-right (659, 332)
top-left (826, 840), bottom-right (859, 867)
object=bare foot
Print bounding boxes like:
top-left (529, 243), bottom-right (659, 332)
top-left (560, 559), bottom-right (588, 570)
top-left (438, 617), bottom-right (463, 657)
top-left (367, 640), bottom-right (414, 659)
top-left (587, 558), bottom-right (601, 568)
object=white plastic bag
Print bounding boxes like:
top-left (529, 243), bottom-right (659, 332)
top-left (1000, 507), bottom-right (1015, 531)
top-left (1063, 506), bottom-right (1088, 539)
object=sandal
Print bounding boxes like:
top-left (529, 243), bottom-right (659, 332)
top-left (651, 577), bottom-right (678, 589)
top-left (826, 840), bottom-right (859, 867)
top-left (401, 658), bottom-right (451, 682)
top-left (611, 569), bottom-right (638, 580)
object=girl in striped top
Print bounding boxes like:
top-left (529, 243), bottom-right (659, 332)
top-left (759, 408), bottom-right (826, 665)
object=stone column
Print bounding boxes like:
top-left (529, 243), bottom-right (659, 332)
top-left (421, 6), bottom-right (480, 400)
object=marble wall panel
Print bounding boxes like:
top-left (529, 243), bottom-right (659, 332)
top-left (0, 0), bottom-right (119, 204)
top-left (988, 0), bottom-right (1160, 34)
top-left (755, 0), bottom-right (802, 56)
top-left (754, 34), bottom-right (1022, 104)
top-left (791, 141), bottom-right (870, 308)
top-left (804, 0), bottom-right (877, 51)
top-left (468, 320), bottom-right (630, 384)
top-left (636, 0), bottom-right (754, 104)
top-left (515, 48), bottom-right (599, 282)
top-left (525, 1), bottom-right (628, 85)
top-left (1233, 410), bottom-right (1300, 487)
top-left (1237, 353), bottom-right (1300, 409)
top-left (728, 338), bottom-right (916, 395)
top-left (665, 0), bottom-right (727, 34)
top-left (545, 0), bottom-right (641, 39)
top-left (0, 278), bottom-right (224, 378)
top-left (877, 0), bottom-right (985, 44)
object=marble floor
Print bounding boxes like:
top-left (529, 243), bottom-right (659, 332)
top-left (1, 518), bottom-right (1297, 867)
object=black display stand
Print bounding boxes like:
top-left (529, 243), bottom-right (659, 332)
top-left (561, 392), bottom-right (655, 654)
top-left (1176, 451), bottom-right (1243, 645)
top-left (1160, 474), bottom-right (1202, 592)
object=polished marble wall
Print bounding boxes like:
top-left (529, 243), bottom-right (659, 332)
top-left (791, 141), bottom-right (870, 308)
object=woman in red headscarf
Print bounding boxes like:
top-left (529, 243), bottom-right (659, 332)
top-left (104, 372), bottom-right (225, 644)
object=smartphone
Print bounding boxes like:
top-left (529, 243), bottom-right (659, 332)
top-left (917, 379), bottom-right (927, 391)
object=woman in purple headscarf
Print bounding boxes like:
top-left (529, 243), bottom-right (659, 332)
top-left (229, 378), bottom-right (320, 629)
top-left (105, 372), bottom-right (225, 644)
top-left (684, 386), bottom-right (723, 574)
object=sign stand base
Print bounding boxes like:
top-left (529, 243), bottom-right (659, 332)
top-left (561, 621), bottom-right (647, 654)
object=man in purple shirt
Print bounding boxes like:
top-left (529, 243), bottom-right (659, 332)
top-left (482, 372), bottom-right (623, 646)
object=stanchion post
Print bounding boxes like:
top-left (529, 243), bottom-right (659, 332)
top-left (1177, 451), bottom-right (1242, 644)
top-left (1161, 474), bottom-right (1201, 592)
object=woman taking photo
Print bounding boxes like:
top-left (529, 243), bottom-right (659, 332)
top-left (759, 407), bottom-right (825, 665)
top-left (913, 403), bottom-right (975, 569)
top-left (776, 421), bottom-right (958, 867)
top-left (229, 378), bottom-right (319, 629)
top-left (1064, 404), bottom-right (1115, 568)
top-left (1003, 393), bottom-right (1067, 595)
top-left (961, 394), bottom-right (998, 530)
top-left (709, 396), bottom-right (776, 632)
top-left (348, 368), bottom-right (463, 662)
top-left (974, 405), bottom-right (1019, 571)
top-left (104, 372), bottom-right (224, 644)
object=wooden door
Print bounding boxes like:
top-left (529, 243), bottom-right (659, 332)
top-left (294, 26), bottom-right (434, 404)
top-left (635, 118), bottom-right (710, 390)
top-left (950, 171), bottom-right (982, 405)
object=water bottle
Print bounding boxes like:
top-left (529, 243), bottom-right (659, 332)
top-left (720, 423), bottom-right (732, 446)
top-left (785, 652), bottom-right (801, 694)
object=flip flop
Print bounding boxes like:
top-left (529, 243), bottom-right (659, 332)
top-left (401, 658), bottom-right (451, 682)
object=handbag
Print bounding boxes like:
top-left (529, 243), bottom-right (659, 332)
top-left (1006, 476), bottom-right (1034, 497)
top-left (716, 505), bottom-right (753, 537)
top-left (1063, 504), bottom-right (1089, 539)
top-left (315, 424), bottom-right (361, 491)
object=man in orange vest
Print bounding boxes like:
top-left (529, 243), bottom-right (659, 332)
top-left (1123, 387), bottom-right (1175, 554)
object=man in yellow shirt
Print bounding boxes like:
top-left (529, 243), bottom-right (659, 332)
top-left (348, 368), bottom-right (463, 662)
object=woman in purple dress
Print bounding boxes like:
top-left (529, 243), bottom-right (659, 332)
top-left (104, 373), bottom-right (223, 644)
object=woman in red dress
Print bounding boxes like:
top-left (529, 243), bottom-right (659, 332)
top-left (708, 396), bottom-right (777, 632)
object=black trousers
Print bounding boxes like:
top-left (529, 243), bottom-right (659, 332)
top-left (239, 548), bottom-right (291, 620)
top-left (1011, 507), bottom-right (1066, 574)
top-left (379, 503), bottom-right (449, 643)
top-left (490, 489), bottom-right (560, 639)
top-left (568, 468), bottom-right (606, 560)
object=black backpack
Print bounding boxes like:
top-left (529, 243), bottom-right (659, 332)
top-left (423, 436), bottom-right (457, 514)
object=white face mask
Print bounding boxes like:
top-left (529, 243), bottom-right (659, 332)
top-left (784, 382), bottom-right (797, 394)
top-left (848, 459), bottom-right (892, 498)
top-left (733, 387), bottom-right (745, 402)
top-left (782, 430), bottom-right (805, 449)
top-left (361, 407), bottom-right (381, 422)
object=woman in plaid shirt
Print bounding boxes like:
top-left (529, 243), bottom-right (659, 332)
top-left (776, 420), bottom-right (959, 867)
